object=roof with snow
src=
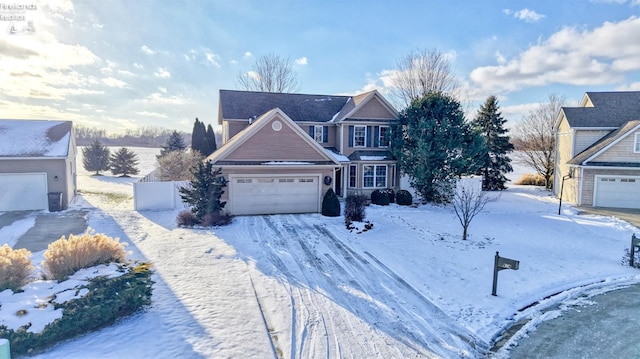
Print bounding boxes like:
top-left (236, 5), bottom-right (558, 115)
top-left (0, 120), bottom-right (73, 158)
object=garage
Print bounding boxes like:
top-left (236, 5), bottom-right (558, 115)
top-left (594, 175), bottom-right (640, 209)
top-left (230, 175), bottom-right (320, 215)
top-left (0, 173), bottom-right (48, 211)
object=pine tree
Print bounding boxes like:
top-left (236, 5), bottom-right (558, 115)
top-left (191, 118), bottom-right (205, 155)
top-left (471, 96), bottom-right (514, 190)
top-left (109, 147), bottom-right (140, 177)
top-left (391, 92), bottom-right (485, 203)
top-left (159, 130), bottom-right (186, 158)
top-left (82, 139), bottom-right (111, 175)
top-left (178, 161), bottom-right (227, 221)
top-left (205, 124), bottom-right (217, 156)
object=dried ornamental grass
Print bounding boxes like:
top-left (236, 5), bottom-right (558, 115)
top-left (43, 230), bottom-right (127, 281)
top-left (0, 245), bottom-right (34, 292)
top-left (514, 173), bottom-right (547, 186)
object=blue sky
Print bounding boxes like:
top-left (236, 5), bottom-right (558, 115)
top-left (1, 0), bottom-right (639, 134)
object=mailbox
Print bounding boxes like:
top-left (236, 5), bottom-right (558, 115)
top-left (630, 234), bottom-right (640, 267)
top-left (492, 251), bottom-right (519, 296)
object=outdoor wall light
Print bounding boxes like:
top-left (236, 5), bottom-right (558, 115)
top-left (54, 175), bottom-right (59, 182)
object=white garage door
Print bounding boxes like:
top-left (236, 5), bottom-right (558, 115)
top-left (0, 173), bottom-right (48, 211)
top-left (594, 176), bottom-right (640, 209)
top-left (231, 175), bottom-right (320, 215)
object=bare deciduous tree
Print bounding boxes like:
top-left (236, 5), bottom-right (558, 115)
top-left (390, 48), bottom-right (460, 107)
top-left (511, 94), bottom-right (565, 190)
top-left (236, 53), bottom-right (300, 93)
top-left (452, 182), bottom-right (496, 240)
top-left (157, 150), bottom-right (203, 181)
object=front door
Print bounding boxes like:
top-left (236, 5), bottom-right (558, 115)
top-left (335, 168), bottom-right (342, 196)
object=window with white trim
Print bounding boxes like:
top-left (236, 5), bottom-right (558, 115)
top-left (349, 165), bottom-right (357, 188)
top-left (354, 125), bottom-right (366, 147)
top-left (363, 165), bottom-right (386, 188)
top-left (635, 133), bottom-right (640, 153)
top-left (314, 125), bottom-right (324, 143)
top-left (378, 126), bottom-right (390, 147)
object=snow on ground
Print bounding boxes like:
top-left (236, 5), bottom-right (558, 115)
top-left (2, 148), bottom-right (639, 358)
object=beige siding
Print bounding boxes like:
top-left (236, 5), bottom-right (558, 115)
top-left (0, 158), bottom-right (72, 208)
top-left (592, 131), bottom-right (640, 163)
top-left (225, 120), bottom-right (249, 143)
top-left (579, 168), bottom-right (640, 206)
top-left (350, 98), bottom-right (395, 119)
top-left (303, 124), bottom-right (338, 148)
top-left (226, 118), bottom-right (328, 162)
top-left (574, 129), bottom-right (611, 154)
top-left (341, 122), bottom-right (393, 157)
top-left (345, 162), bottom-right (397, 197)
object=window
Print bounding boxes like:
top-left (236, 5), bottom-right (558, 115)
top-left (349, 165), bottom-right (357, 188)
top-left (635, 133), bottom-right (640, 153)
top-left (378, 126), bottom-right (390, 147)
top-left (314, 126), bottom-right (324, 143)
top-left (363, 165), bottom-right (386, 188)
top-left (354, 125), bottom-right (366, 147)
top-left (299, 178), bottom-right (314, 183)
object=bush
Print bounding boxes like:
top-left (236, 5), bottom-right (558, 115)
top-left (396, 190), bottom-right (413, 206)
top-left (0, 245), bottom-right (33, 292)
top-left (381, 188), bottom-right (395, 203)
top-left (201, 211), bottom-right (233, 227)
top-left (43, 231), bottom-right (127, 281)
top-left (177, 210), bottom-right (199, 227)
top-left (322, 188), bottom-right (341, 217)
top-left (345, 195), bottom-right (367, 222)
top-left (1, 262), bottom-right (153, 357)
top-left (514, 173), bottom-right (547, 186)
top-left (371, 189), bottom-right (390, 206)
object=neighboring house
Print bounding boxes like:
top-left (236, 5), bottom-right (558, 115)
top-left (554, 91), bottom-right (640, 209)
top-left (206, 89), bottom-right (399, 215)
top-left (0, 120), bottom-right (77, 211)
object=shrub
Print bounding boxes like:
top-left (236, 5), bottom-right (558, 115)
top-left (381, 188), bottom-right (395, 203)
top-left (177, 209), bottom-right (199, 227)
top-left (371, 189), bottom-right (390, 206)
top-left (0, 245), bottom-right (33, 292)
top-left (514, 173), bottom-right (547, 186)
top-left (322, 188), bottom-right (341, 217)
top-left (201, 211), bottom-right (233, 227)
top-left (344, 194), bottom-right (367, 222)
top-left (43, 231), bottom-right (127, 281)
top-left (396, 190), bottom-right (413, 206)
top-left (1, 262), bottom-right (153, 357)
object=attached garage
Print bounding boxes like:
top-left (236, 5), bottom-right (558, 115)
top-left (229, 175), bottom-right (321, 215)
top-left (0, 173), bottom-right (48, 211)
top-left (594, 175), bottom-right (640, 209)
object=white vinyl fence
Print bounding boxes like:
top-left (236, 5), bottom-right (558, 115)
top-left (133, 180), bottom-right (190, 211)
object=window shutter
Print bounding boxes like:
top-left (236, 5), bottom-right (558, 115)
top-left (374, 126), bottom-right (379, 147)
top-left (309, 126), bottom-right (314, 138)
top-left (323, 126), bottom-right (328, 143)
top-left (367, 126), bottom-right (373, 147)
top-left (348, 126), bottom-right (354, 147)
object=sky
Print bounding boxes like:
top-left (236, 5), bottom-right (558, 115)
top-left (0, 0), bottom-right (639, 134)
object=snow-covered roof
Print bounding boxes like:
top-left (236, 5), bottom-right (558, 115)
top-left (324, 148), bottom-right (350, 163)
top-left (0, 120), bottom-right (72, 158)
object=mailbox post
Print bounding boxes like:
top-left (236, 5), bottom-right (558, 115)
top-left (492, 251), bottom-right (519, 296)
top-left (630, 234), bottom-right (640, 267)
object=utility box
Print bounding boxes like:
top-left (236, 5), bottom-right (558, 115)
top-left (0, 338), bottom-right (10, 359)
top-left (47, 192), bottom-right (62, 212)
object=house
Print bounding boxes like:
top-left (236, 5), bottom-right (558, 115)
top-left (554, 91), bottom-right (640, 209)
top-left (0, 120), bottom-right (77, 211)
top-left (206, 89), bottom-right (399, 215)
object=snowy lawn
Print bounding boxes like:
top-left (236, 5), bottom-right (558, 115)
top-left (1, 147), bottom-right (638, 358)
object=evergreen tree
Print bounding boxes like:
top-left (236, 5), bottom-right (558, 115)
top-left (205, 124), bottom-right (217, 156)
top-left (159, 130), bottom-right (186, 158)
top-left (191, 118), bottom-right (205, 155)
top-left (391, 92), bottom-right (484, 203)
top-left (321, 188), bottom-right (341, 217)
top-left (109, 147), bottom-right (140, 177)
top-left (471, 96), bottom-right (514, 190)
top-left (178, 161), bottom-right (227, 221)
top-left (82, 139), bottom-right (111, 175)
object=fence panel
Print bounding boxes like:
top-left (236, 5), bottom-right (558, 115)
top-left (133, 181), bottom-right (189, 210)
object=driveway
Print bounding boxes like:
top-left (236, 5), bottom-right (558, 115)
top-left (0, 210), bottom-right (88, 252)
top-left (577, 206), bottom-right (640, 228)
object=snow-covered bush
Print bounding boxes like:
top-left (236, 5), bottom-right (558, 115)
top-left (0, 245), bottom-right (33, 292)
top-left (176, 209), bottom-right (198, 227)
top-left (396, 190), bottom-right (413, 206)
top-left (43, 230), bottom-right (127, 281)
top-left (371, 189), bottom-right (390, 206)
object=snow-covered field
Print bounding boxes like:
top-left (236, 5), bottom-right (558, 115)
top-left (2, 147), bottom-right (639, 358)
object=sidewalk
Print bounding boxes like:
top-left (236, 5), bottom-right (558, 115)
top-left (12, 210), bottom-right (89, 252)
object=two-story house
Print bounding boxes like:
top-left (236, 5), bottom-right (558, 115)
top-left (554, 91), bottom-right (640, 209)
top-left (205, 89), bottom-right (399, 215)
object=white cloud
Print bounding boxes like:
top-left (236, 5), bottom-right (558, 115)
top-left (495, 51), bottom-right (507, 64)
top-left (229, 59), bottom-right (239, 65)
top-left (135, 111), bottom-right (168, 118)
top-left (247, 70), bottom-right (260, 81)
top-left (617, 82), bottom-right (640, 90)
top-left (504, 8), bottom-right (546, 22)
top-left (205, 53), bottom-right (221, 67)
top-left (102, 77), bottom-right (128, 88)
top-left (158, 87), bottom-right (167, 93)
top-left (244, 51), bottom-right (252, 57)
top-left (295, 56), bottom-right (308, 65)
top-left (133, 62), bottom-right (144, 70)
top-left (469, 16), bottom-right (640, 94)
top-left (154, 67), bottom-right (171, 78)
top-left (139, 92), bottom-right (190, 106)
top-left (141, 45), bottom-right (155, 55)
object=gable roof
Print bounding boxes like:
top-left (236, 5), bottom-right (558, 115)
top-left (219, 90), bottom-right (351, 123)
top-left (332, 90), bottom-right (399, 122)
top-left (568, 119), bottom-right (640, 166)
top-left (0, 120), bottom-right (73, 158)
top-left (560, 91), bottom-right (640, 128)
top-left (206, 108), bottom-right (341, 166)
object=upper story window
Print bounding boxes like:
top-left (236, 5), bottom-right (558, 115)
top-left (378, 126), bottom-right (390, 147)
top-left (635, 133), bottom-right (640, 153)
top-left (354, 125), bottom-right (366, 147)
top-left (310, 125), bottom-right (327, 143)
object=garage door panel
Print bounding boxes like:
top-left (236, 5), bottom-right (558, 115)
top-left (0, 173), bottom-right (48, 211)
top-left (594, 176), bottom-right (640, 209)
top-left (231, 175), bottom-right (320, 215)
